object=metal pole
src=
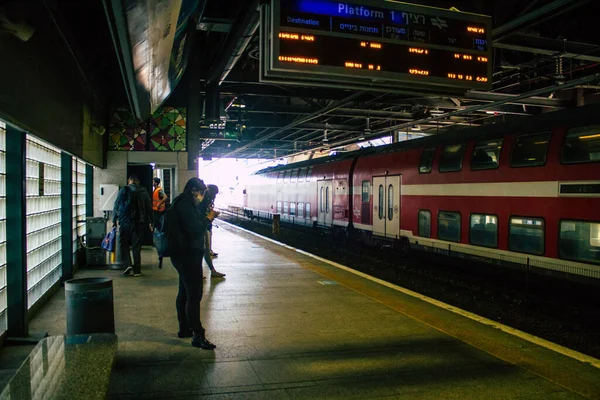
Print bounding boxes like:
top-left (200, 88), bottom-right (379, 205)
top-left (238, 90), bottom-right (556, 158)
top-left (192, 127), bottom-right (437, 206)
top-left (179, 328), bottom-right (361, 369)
top-left (61, 153), bottom-right (73, 281)
top-left (6, 125), bottom-right (27, 338)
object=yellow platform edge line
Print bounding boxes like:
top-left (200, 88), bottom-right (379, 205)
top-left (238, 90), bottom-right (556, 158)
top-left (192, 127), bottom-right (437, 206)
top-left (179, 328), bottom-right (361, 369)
top-left (221, 220), bottom-right (600, 370)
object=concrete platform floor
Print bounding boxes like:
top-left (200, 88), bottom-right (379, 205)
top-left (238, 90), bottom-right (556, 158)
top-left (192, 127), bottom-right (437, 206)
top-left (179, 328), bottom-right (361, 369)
top-left (4, 222), bottom-right (600, 399)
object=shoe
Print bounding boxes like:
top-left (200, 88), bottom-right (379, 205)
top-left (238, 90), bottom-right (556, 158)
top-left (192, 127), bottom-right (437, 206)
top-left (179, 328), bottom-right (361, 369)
top-left (134, 272), bottom-right (141, 277)
top-left (192, 337), bottom-right (216, 350)
top-left (211, 271), bottom-right (226, 278)
top-left (123, 267), bottom-right (133, 276)
top-left (178, 330), bottom-right (193, 338)
top-left (210, 252), bottom-right (218, 258)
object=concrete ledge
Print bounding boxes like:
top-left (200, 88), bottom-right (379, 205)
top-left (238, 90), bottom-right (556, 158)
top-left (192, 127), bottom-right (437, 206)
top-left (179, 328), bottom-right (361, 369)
top-left (0, 333), bottom-right (117, 400)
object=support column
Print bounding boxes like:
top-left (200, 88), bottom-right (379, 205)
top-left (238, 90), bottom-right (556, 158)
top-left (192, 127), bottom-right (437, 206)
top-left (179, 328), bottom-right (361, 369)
top-left (61, 153), bottom-right (73, 281)
top-left (6, 126), bottom-right (27, 337)
top-left (187, 55), bottom-right (203, 171)
top-left (86, 164), bottom-right (94, 217)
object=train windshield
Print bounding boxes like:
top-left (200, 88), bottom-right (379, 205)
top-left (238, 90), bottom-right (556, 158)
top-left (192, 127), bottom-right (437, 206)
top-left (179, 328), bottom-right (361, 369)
top-left (471, 139), bottom-right (503, 170)
top-left (510, 132), bottom-right (551, 167)
top-left (419, 148), bottom-right (436, 173)
top-left (439, 144), bottom-right (467, 172)
top-left (559, 221), bottom-right (600, 264)
top-left (561, 125), bottom-right (600, 164)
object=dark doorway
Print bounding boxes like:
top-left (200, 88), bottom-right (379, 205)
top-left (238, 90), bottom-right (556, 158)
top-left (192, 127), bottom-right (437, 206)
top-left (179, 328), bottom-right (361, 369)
top-left (127, 164), bottom-right (154, 245)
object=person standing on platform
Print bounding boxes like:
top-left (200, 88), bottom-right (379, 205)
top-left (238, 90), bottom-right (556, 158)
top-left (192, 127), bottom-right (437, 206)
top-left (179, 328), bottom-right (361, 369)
top-left (198, 184), bottom-right (225, 278)
top-left (112, 174), bottom-right (152, 277)
top-left (152, 177), bottom-right (168, 269)
top-left (206, 184), bottom-right (219, 258)
top-left (166, 177), bottom-right (217, 349)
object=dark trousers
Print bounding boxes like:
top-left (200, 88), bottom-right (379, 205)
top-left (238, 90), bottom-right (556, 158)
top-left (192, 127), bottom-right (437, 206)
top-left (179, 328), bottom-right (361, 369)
top-left (153, 210), bottom-right (166, 266)
top-left (203, 233), bottom-right (215, 272)
top-left (171, 250), bottom-right (205, 334)
top-left (119, 222), bottom-right (144, 274)
top-left (153, 210), bottom-right (166, 231)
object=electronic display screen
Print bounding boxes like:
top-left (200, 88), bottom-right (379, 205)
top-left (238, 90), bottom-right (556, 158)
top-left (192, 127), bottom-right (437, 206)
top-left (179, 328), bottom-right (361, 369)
top-left (261, 0), bottom-right (493, 92)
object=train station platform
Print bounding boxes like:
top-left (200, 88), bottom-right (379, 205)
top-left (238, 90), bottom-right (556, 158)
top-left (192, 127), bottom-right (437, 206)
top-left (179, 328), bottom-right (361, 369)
top-left (12, 223), bottom-right (600, 399)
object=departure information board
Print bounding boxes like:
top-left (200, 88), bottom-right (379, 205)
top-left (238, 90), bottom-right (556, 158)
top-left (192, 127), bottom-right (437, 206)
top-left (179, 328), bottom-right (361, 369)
top-left (260, 0), bottom-right (493, 92)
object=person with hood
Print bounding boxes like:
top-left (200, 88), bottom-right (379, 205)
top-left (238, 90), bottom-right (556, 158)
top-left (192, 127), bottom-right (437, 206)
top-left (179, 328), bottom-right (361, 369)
top-left (112, 174), bottom-right (153, 277)
top-left (166, 177), bottom-right (218, 349)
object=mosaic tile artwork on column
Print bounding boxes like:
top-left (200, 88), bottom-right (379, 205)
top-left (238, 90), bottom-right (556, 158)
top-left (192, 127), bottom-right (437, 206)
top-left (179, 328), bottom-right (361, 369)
top-left (108, 107), bottom-right (147, 151)
top-left (149, 107), bottom-right (187, 151)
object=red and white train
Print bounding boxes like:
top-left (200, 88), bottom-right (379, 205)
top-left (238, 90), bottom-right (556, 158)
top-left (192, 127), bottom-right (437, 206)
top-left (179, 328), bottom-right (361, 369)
top-left (237, 103), bottom-right (600, 284)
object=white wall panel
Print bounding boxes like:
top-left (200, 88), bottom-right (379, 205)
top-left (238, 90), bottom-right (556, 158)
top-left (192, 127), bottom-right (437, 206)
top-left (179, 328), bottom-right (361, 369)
top-left (26, 136), bottom-right (62, 309)
top-left (72, 158), bottom-right (86, 264)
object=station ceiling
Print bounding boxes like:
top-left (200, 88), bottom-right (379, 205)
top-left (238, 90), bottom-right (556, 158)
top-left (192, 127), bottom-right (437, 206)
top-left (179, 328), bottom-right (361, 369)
top-left (43, 0), bottom-right (600, 160)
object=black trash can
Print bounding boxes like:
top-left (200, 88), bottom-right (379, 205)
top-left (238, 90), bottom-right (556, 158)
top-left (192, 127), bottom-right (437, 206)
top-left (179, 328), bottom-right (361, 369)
top-left (65, 277), bottom-right (115, 335)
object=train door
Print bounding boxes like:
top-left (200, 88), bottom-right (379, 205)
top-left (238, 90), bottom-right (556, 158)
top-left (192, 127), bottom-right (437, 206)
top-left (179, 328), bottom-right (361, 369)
top-left (317, 180), bottom-right (333, 226)
top-left (372, 175), bottom-right (401, 238)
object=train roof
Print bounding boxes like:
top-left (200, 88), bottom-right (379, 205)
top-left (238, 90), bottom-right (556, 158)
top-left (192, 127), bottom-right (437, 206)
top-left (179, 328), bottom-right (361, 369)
top-left (253, 102), bottom-right (600, 175)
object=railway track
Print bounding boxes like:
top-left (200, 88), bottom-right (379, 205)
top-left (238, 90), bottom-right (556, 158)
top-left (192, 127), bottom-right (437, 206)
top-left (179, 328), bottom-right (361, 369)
top-left (220, 210), bottom-right (600, 359)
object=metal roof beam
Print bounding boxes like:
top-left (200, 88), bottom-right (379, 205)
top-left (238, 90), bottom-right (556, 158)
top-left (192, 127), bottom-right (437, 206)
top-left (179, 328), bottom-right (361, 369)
top-left (492, 0), bottom-right (592, 41)
top-left (373, 73), bottom-right (600, 136)
top-left (205, 91), bottom-right (365, 161)
top-left (464, 91), bottom-right (571, 108)
top-left (493, 34), bottom-right (600, 63)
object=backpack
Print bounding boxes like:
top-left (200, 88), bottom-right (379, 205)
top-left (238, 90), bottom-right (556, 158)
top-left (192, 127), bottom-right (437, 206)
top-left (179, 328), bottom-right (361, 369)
top-left (153, 195), bottom-right (184, 257)
top-left (118, 185), bottom-right (144, 223)
top-left (153, 214), bottom-right (170, 257)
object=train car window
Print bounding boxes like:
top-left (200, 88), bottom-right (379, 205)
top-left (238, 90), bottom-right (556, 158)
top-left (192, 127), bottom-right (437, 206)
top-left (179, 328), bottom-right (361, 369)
top-left (559, 220), bottom-right (600, 264)
top-left (283, 202), bottom-right (289, 215)
top-left (306, 167), bottom-right (313, 182)
top-left (325, 187), bottom-right (330, 213)
top-left (362, 181), bottom-right (370, 203)
top-left (509, 217), bottom-right (544, 255)
top-left (439, 144), bottom-right (466, 172)
top-left (510, 131), bottom-right (551, 167)
top-left (419, 148), bottom-right (436, 174)
top-left (418, 210), bottom-right (431, 238)
top-left (290, 202), bottom-right (296, 216)
top-left (469, 214), bottom-right (498, 248)
top-left (276, 201), bottom-right (282, 214)
top-left (277, 171), bottom-right (283, 183)
top-left (438, 211), bottom-right (461, 242)
top-left (561, 125), bottom-right (600, 164)
top-left (290, 169), bottom-right (297, 183)
top-left (299, 168), bottom-right (307, 181)
top-left (305, 203), bottom-right (311, 219)
top-left (387, 185), bottom-right (394, 221)
top-left (471, 139), bottom-right (503, 170)
top-left (283, 170), bottom-right (290, 183)
top-left (297, 202), bottom-right (304, 218)
top-left (319, 187), bottom-right (324, 212)
top-left (378, 185), bottom-right (384, 220)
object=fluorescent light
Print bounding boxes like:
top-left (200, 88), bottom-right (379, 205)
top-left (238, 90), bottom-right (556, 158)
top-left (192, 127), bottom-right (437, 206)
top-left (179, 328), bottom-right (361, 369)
top-left (580, 133), bottom-right (600, 140)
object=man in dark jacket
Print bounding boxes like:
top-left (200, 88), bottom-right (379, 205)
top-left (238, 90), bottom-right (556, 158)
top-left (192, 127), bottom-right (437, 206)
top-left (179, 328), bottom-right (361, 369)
top-left (167, 177), bottom-right (218, 349)
top-left (112, 174), bottom-right (153, 277)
